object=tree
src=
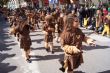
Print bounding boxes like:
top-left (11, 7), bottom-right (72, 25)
top-left (0, 0), bottom-right (9, 7)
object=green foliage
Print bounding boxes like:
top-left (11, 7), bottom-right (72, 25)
top-left (103, 3), bottom-right (110, 8)
top-left (0, 0), bottom-right (9, 7)
top-left (0, 0), bottom-right (4, 7)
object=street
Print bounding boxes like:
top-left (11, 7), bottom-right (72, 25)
top-left (0, 15), bottom-right (110, 73)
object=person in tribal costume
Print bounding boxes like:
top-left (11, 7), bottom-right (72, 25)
top-left (56, 13), bottom-right (64, 42)
top-left (59, 14), bottom-right (95, 73)
top-left (43, 15), bottom-right (55, 54)
top-left (40, 10), bottom-right (47, 30)
top-left (26, 10), bottom-right (35, 31)
top-left (10, 17), bottom-right (34, 63)
top-left (40, 10), bottom-right (47, 21)
top-left (34, 11), bottom-right (40, 29)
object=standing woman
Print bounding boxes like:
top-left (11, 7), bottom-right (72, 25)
top-left (10, 17), bottom-right (33, 62)
top-left (60, 15), bottom-right (95, 73)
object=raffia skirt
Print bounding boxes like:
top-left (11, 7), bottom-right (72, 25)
top-left (64, 53), bottom-right (84, 71)
top-left (44, 34), bottom-right (53, 43)
top-left (20, 36), bottom-right (32, 51)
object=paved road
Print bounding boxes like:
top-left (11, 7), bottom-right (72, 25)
top-left (0, 15), bottom-right (110, 73)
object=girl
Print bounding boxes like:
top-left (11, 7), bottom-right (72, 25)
top-left (60, 14), bottom-right (95, 73)
top-left (10, 17), bottom-right (33, 63)
top-left (43, 15), bottom-right (55, 54)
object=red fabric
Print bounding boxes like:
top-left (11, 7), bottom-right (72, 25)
top-left (44, 0), bottom-right (49, 5)
top-left (32, 0), bottom-right (38, 3)
top-left (103, 10), bottom-right (108, 16)
top-left (59, 0), bottom-right (64, 2)
top-left (59, 0), bottom-right (64, 4)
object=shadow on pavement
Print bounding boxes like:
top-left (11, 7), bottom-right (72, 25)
top-left (83, 45), bottom-right (109, 51)
top-left (29, 53), bottom-right (64, 61)
top-left (54, 46), bottom-right (63, 52)
top-left (30, 33), bottom-right (44, 36)
top-left (74, 71), bottom-right (85, 73)
top-left (0, 53), bottom-right (16, 61)
top-left (84, 31), bottom-right (94, 36)
top-left (0, 53), bottom-right (17, 73)
top-left (0, 21), bottom-right (17, 51)
top-left (0, 39), bottom-right (17, 51)
top-left (0, 15), bottom-right (17, 72)
top-left (98, 70), bottom-right (110, 73)
top-left (0, 15), bottom-right (16, 51)
top-left (32, 46), bottom-right (63, 52)
top-left (31, 38), bottom-right (44, 44)
top-left (32, 47), bottom-right (45, 50)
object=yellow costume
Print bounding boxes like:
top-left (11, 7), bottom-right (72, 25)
top-left (84, 18), bottom-right (89, 28)
top-left (102, 24), bottom-right (110, 37)
top-left (102, 15), bottom-right (110, 37)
